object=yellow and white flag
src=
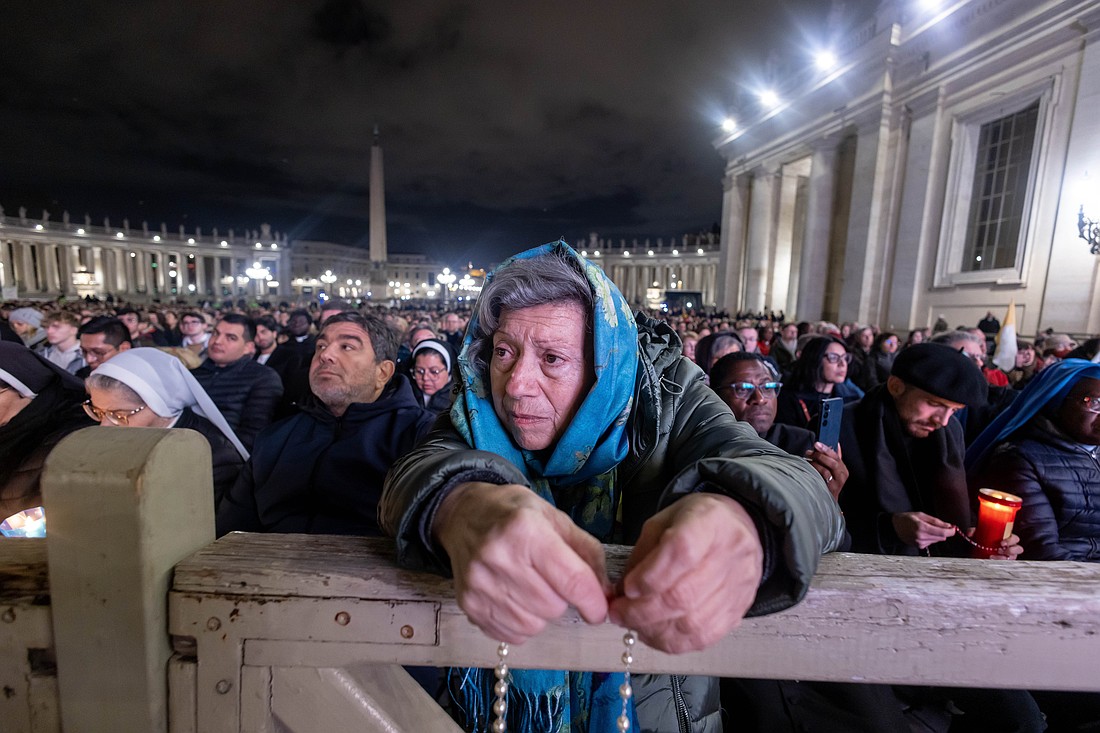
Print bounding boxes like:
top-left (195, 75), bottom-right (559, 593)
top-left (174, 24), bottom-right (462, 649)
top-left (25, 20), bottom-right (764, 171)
top-left (991, 299), bottom-right (1018, 372)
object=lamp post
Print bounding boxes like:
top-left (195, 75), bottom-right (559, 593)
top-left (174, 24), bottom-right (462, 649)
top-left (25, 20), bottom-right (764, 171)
top-left (437, 267), bottom-right (456, 306)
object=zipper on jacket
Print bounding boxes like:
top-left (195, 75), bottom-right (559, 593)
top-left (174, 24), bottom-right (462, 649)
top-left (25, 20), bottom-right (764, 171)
top-left (670, 674), bottom-right (691, 733)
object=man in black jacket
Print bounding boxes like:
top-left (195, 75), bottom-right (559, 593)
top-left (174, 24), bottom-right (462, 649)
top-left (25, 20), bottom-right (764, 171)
top-left (191, 314), bottom-right (282, 451)
top-left (216, 312), bottom-right (433, 536)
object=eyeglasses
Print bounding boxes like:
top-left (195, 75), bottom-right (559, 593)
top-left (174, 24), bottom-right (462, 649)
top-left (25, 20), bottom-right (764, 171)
top-left (82, 400), bottom-right (146, 426)
top-left (414, 367), bottom-right (448, 378)
top-left (721, 381), bottom-right (782, 400)
top-left (822, 352), bottom-right (853, 365)
top-left (1079, 396), bottom-right (1100, 414)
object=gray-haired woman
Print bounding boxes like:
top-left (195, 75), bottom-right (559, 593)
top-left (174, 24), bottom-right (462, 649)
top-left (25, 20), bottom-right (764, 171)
top-left (381, 241), bottom-right (842, 732)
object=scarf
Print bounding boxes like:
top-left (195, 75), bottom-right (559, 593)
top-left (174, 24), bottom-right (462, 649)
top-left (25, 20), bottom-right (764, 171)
top-left (852, 385), bottom-right (970, 555)
top-left (93, 348), bottom-right (249, 460)
top-left (966, 359), bottom-right (1100, 470)
top-left (448, 240), bottom-right (639, 733)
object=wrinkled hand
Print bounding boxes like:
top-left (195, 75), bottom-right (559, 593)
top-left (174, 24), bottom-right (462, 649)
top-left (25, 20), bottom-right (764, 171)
top-left (967, 528), bottom-right (1023, 560)
top-left (892, 511), bottom-right (956, 549)
top-left (609, 493), bottom-right (763, 654)
top-left (433, 482), bottom-right (612, 644)
top-left (805, 442), bottom-right (847, 502)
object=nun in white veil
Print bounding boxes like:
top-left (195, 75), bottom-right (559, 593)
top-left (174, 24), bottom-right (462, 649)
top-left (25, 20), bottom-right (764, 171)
top-left (85, 348), bottom-right (247, 508)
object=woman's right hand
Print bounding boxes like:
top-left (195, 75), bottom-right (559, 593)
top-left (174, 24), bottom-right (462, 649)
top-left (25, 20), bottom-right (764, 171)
top-left (433, 482), bottom-right (612, 644)
top-left (891, 511), bottom-right (956, 549)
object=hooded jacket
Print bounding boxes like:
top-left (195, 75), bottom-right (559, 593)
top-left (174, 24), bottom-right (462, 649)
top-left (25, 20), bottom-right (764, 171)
top-left (216, 374), bottom-right (433, 537)
top-left (380, 312), bottom-right (844, 733)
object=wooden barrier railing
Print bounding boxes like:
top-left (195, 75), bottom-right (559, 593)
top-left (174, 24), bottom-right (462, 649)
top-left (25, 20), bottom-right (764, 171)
top-left (3, 428), bottom-right (1100, 732)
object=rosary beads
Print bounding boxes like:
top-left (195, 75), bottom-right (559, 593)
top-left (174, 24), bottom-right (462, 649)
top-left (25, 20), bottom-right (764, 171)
top-left (491, 630), bottom-right (638, 733)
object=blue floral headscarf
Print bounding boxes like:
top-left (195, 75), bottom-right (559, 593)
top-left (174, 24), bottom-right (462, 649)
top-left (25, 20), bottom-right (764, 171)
top-left (448, 240), bottom-right (640, 733)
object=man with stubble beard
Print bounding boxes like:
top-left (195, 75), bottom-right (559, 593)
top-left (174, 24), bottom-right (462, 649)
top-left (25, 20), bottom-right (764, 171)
top-left (216, 312), bottom-right (434, 536)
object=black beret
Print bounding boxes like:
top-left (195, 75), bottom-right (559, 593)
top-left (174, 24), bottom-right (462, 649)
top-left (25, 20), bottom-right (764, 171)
top-left (890, 343), bottom-right (988, 407)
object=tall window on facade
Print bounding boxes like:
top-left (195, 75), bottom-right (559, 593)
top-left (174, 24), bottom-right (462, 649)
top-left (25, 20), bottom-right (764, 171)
top-left (962, 101), bottom-right (1040, 271)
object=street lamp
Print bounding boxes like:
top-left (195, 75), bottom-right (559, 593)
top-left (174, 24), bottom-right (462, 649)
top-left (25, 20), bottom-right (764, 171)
top-left (437, 267), bottom-right (456, 305)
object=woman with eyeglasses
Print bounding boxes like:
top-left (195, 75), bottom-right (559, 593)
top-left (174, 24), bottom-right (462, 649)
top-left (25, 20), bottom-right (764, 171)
top-left (775, 336), bottom-right (861, 431)
top-left (409, 338), bottom-right (456, 415)
top-left (967, 359), bottom-right (1100, 562)
top-left (966, 358), bottom-right (1100, 731)
top-left (0, 342), bottom-right (95, 532)
top-left (84, 348), bottom-right (248, 509)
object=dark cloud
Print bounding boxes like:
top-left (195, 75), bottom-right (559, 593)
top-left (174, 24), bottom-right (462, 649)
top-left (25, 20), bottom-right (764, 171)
top-left (0, 0), bottom-right (875, 264)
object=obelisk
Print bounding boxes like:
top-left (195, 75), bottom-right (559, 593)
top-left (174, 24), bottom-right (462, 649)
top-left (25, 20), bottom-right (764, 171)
top-left (369, 124), bottom-right (388, 262)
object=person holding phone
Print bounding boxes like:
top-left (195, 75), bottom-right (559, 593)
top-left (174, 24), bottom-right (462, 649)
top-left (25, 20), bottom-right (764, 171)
top-left (711, 352), bottom-right (847, 502)
top-left (774, 336), bottom-right (861, 432)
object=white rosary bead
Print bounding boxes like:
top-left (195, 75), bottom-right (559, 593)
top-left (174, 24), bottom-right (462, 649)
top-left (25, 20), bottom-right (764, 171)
top-left (492, 699), bottom-right (507, 716)
top-left (492, 719), bottom-right (507, 733)
top-left (617, 713), bottom-right (632, 731)
top-left (494, 663), bottom-right (509, 679)
top-left (619, 682), bottom-right (633, 699)
top-left (621, 651), bottom-right (634, 665)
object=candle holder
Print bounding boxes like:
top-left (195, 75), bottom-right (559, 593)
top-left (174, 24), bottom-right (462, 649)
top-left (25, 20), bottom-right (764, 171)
top-left (972, 489), bottom-right (1023, 559)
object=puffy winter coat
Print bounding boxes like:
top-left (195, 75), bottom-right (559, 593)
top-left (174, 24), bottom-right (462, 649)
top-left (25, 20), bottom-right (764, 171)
top-left (191, 355), bottom-right (283, 451)
top-left (380, 313), bottom-right (844, 733)
top-left (970, 424), bottom-right (1100, 561)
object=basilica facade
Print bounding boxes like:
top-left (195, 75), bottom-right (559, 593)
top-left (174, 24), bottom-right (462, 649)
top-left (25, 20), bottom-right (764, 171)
top-left (715, 0), bottom-right (1100, 335)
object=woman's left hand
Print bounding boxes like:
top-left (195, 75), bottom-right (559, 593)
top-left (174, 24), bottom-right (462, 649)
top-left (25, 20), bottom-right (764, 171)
top-left (970, 528), bottom-right (1023, 560)
top-left (608, 493), bottom-right (763, 654)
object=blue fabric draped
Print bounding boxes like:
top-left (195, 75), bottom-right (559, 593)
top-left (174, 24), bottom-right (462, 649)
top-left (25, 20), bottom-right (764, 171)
top-left (965, 359), bottom-right (1100, 470)
top-left (448, 240), bottom-right (640, 732)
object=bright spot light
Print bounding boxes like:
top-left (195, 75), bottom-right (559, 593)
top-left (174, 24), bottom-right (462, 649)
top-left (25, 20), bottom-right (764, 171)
top-left (187, 237), bottom-right (196, 244)
top-left (686, 302), bottom-right (693, 309)
top-left (116, 232), bottom-right (125, 238)
top-left (129, 252), bottom-right (136, 258)
top-left (168, 270), bottom-right (178, 278)
top-left (815, 50), bottom-right (838, 72)
top-left (153, 235), bottom-right (161, 242)
top-left (34, 224), bottom-right (43, 230)
top-left (188, 284), bottom-right (196, 292)
top-left (581, 250), bottom-right (588, 257)
top-left (672, 249), bottom-right (679, 256)
top-left (759, 89), bottom-right (780, 109)
top-left (721, 117), bottom-right (737, 133)
top-left (77, 228), bottom-right (86, 235)
top-left (648, 250), bottom-right (654, 256)
top-left (255, 242), bottom-right (262, 248)
top-left (220, 240), bottom-right (228, 247)
top-left (593, 250), bottom-right (600, 256)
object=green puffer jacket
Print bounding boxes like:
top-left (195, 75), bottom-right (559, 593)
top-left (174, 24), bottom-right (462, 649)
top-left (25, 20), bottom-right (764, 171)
top-left (380, 312), bottom-right (844, 733)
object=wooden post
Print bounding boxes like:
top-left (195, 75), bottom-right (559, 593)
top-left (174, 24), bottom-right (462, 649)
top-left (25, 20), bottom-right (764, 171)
top-left (42, 427), bottom-right (214, 733)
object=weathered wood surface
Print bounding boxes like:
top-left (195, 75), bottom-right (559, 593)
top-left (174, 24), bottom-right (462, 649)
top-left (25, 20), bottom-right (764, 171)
top-left (42, 427), bottom-right (215, 733)
top-left (172, 533), bottom-right (1100, 693)
top-left (0, 538), bottom-right (56, 733)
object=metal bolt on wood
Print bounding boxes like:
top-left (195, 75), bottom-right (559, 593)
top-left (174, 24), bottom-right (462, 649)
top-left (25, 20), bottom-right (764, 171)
top-left (1, 608), bottom-right (15, 623)
top-left (334, 611), bottom-right (351, 626)
top-left (215, 679), bottom-right (232, 695)
top-left (400, 624), bottom-right (414, 639)
top-left (206, 617), bottom-right (221, 631)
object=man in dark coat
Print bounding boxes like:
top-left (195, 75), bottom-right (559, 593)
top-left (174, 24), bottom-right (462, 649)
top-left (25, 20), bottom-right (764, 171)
top-left (191, 314), bottom-right (283, 451)
top-left (216, 312), bottom-right (433, 536)
top-left (839, 343), bottom-right (1043, 733)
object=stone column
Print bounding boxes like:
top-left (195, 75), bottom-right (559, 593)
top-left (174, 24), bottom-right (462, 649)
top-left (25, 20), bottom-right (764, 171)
top-left (796, 142), bottom-right (839, 322)
top-left (92, 247), bottom-right (105, 294)
top-left (0, 239), bottom-right (12, 291)
top-left (20, 243), bottom-right (38, 291)
top-left (839, 113), bottom-right (893, 325)
top-left (717, 172), bottom-right (750, 310)
top-left (60, 246), bottom-right (77, 296)
top-left (177, 252), bottom-right (191, 296)
top-left (194, 255), bottom-right (206, 296)
top-left (744, 166), bottom-right (780, 313)
top-left (44, 244), bottom-right (61, 294)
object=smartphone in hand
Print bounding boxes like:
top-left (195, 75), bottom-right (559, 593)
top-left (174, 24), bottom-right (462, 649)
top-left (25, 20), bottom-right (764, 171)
top-left (815, 397), bottom-right (843, 451)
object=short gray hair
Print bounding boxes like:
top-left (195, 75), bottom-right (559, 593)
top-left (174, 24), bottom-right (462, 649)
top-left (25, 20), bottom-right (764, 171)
top-left (931, 331), bottom-right (983, 349)
top-left (468, 249), bottom-right (594, 378)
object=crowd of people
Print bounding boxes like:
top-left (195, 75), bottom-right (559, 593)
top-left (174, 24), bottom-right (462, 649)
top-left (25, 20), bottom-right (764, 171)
top-left (1, 243), bottom-right (1098, 731)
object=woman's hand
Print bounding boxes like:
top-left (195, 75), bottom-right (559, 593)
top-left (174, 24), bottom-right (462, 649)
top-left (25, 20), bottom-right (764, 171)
top-left (609, 493), bottom-right (763, 654)
top-left (433, 482), bottom-right (612, 644)
top-left (805, 442), bottom-right (847, 501)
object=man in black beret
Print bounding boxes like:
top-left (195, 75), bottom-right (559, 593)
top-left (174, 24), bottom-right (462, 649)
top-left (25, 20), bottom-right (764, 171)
top-left (837, 343), bottom-right (1045, 732)
top-left (838, 342), bottom-right (989, 557)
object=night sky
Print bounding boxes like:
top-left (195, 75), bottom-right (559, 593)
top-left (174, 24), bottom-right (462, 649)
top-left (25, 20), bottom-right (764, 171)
top-left (2, 0), bottom-right (875, 266)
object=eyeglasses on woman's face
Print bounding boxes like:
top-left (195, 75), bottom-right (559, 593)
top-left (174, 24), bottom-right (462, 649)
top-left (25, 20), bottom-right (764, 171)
top-left (82, 399), bottom-right (146, 426)
top-left (414, 366), bottom-right (447, 378)
top-left (1079, 395), bottom-right (1100, 414)
top-left (720, 381), bottom-right (782, 400)
top-left (822, 352), bottom-right (853, 365)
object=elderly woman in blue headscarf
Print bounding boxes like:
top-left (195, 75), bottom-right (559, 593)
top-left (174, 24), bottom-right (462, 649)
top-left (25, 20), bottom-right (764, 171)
top-left (967, 358), bottom-right (1100, 561)
top-left (381, 241), bottom-right (842, 733)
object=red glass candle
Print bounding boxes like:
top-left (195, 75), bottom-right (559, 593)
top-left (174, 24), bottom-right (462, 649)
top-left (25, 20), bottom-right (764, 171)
top-left (972, 488), bottom-right (1023, 559)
